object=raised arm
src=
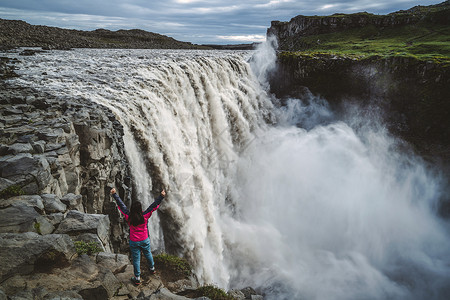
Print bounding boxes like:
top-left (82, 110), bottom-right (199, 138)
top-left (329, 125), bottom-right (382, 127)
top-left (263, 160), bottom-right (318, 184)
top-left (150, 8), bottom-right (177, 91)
top-left (143, 190), bottom-right (166, 215)
top-left (110, 188), bottom-right (129, 216)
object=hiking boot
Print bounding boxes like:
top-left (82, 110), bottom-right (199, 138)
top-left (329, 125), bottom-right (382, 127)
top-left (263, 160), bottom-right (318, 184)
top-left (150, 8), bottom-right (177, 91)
top-left (131, 277), bottom-right (141, 285)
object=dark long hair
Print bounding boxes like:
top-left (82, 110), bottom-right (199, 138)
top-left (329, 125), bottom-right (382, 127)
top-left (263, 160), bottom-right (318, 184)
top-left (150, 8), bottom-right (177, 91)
top-left (129, 201), bottom-right (144, 226)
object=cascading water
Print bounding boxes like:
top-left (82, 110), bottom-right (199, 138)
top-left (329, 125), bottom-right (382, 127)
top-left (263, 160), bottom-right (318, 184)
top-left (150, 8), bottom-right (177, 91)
top-left (6, 45), bottom-right (450, 299)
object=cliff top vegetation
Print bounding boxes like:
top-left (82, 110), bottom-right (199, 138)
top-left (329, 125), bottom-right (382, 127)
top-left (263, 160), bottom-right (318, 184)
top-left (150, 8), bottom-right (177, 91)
top-left (271, 1), bottom-right (450, 63)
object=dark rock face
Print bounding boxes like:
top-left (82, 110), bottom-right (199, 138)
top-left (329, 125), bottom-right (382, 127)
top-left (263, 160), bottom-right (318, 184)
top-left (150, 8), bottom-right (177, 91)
top-left (269, 53), bottom-right (450, 215)
top-left (0, 77), bottom-right (132, 252)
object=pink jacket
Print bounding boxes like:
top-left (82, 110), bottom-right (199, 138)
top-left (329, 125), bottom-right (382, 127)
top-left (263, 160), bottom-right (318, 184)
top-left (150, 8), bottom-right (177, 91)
top-left (112, 193), bottom-right (164, 242)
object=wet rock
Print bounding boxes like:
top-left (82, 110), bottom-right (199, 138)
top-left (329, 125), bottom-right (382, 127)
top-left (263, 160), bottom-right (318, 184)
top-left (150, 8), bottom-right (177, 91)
top-left (241, 287), bottom-right (258, 299)
top-left (19, 49), bottom-right (46, 56)
top-left (228, 289), bottom-right (245, 300)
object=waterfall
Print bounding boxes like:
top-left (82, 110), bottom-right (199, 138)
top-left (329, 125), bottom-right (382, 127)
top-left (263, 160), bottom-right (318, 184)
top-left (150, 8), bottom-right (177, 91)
top-left (8, 47), bottom-right (450, 299)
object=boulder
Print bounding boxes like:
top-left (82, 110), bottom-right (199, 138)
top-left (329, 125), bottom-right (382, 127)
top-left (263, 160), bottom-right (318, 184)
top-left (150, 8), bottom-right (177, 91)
top-left (41, 194), bottom-right (67, 213)
top-left (0, 153), bottom-right (52, 194)
top-left (55, 210), bottom-right (110, 249)
top-left (0, 195), bottom-right (44, 211)
top-left (0, 203), bottom-right (40, 233)
top-left (69, 262), bottom-right (128, 298)
top-left (96, 252), bottom-right (130, 274)
top-left (61, 193), bottom-right (84, 212)
top-left (0, 232), bottom-right (76, 282)
top-left (35, 215), bottom-right (55, 235)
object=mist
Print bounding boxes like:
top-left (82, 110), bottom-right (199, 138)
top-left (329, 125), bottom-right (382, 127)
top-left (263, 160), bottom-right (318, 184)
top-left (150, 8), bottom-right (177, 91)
top-left (218, 43), bottom-right (450, 299)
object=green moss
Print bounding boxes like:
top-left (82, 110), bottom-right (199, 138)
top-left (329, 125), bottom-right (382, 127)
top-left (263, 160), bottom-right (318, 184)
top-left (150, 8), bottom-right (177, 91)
top-left (193, 285), bottom-right (233, 300)
top-left (179, 284), bottom-right (235, 300)
top-left (154, 253), bottom-right (191, 277)
top-left (34, 222), bottom-right (41, 234)
top-left (0, 185), bottom-right (25, 198)
top-left (74, 241), bottom-right (102, 255)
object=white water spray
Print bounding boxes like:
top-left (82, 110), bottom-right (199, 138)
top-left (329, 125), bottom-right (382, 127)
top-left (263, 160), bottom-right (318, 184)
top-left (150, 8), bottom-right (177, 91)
top-left (7, 46), bottom-right (450, 299)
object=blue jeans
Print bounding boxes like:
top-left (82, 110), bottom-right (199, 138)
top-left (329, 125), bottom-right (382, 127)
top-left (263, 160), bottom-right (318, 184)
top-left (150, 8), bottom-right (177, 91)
top-left (129, 238), bottom-right (155, 277)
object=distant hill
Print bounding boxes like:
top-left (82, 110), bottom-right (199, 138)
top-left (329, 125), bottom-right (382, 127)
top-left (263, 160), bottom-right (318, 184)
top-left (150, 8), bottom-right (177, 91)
top-left (0, 19), bottom-right (211, 50)
top-left (268, 0), bottom-right (450, 60)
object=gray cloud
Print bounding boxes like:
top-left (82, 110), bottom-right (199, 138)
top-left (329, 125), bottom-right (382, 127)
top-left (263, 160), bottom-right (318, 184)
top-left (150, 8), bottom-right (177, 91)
top-left (0, 0), bottom-right (444, 44)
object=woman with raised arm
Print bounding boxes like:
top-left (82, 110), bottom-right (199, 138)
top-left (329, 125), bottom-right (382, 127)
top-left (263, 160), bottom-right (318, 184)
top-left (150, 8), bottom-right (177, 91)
top-left (110, 187), bottom-right (166, 285)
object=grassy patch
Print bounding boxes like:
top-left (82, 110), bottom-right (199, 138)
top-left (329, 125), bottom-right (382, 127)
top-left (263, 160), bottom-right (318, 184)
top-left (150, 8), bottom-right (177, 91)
top-left (74, 241), bottom-right (102, 255)
top-left (281, 22), bottom-right (450, 63)
top-left (195, 285), bottom-right (233, 300)
top-left (0, 185), bottom-right (25, 199)
top-left (154, 253), bottom-right (191, 277)
top-left (34, 222), bottom-right (41, 234)
top-left (179, 285), bottom-right (234, 300)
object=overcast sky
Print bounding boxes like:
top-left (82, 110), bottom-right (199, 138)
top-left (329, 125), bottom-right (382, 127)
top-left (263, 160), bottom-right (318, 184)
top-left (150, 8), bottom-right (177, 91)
top-left (0, 0), bottom-right (444, 44)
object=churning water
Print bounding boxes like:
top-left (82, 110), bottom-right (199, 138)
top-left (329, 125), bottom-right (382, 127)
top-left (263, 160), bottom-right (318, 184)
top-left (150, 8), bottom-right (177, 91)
top-left (5, 45), bottom-right (450, 300)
